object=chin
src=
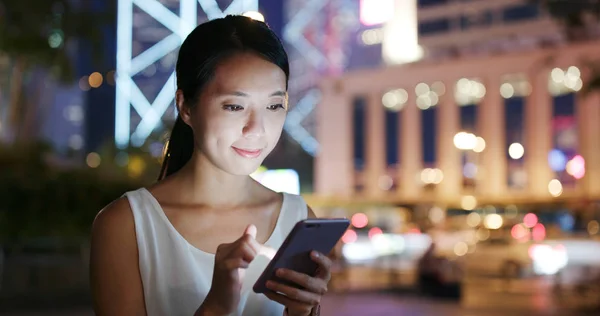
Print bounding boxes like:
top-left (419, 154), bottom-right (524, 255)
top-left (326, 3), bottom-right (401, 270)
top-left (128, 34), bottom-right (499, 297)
top-left (228, 165), bottom-right (262, 176)
top-left (226, 158), bottom-right (266, 176)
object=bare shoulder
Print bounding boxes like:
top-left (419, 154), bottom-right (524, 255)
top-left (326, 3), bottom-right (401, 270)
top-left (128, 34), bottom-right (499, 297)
top-left (91, 196), bottom-right (146, 315)
top-left (91, 195), bottom-right (137, 269)
top-left (93, 196), bottom-right (134, 234)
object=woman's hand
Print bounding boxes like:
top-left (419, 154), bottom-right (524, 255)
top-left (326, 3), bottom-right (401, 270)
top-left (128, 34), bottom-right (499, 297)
top-left (199, 225), bottom-right (261, 316)
top-left (264, 251), bottom-right (331, 316)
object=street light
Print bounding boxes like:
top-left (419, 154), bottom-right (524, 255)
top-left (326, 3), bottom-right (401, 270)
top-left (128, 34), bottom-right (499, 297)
top-left (242, 11), bottom-right (265, 22)
top-left (453, 132), bottom-right (477, 150)
top-left (508, 142), bottom-right (525, 159)
top-left (548, 179), bottom-right (563, 197)
top-left (473, 137), bottom-right (486, 153)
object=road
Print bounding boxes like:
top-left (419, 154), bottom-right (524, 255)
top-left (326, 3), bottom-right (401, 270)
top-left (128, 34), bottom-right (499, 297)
top-left (3, 295), bottom-right (598, 316)
top-left (3, 269), bottom-right (599, 315)
top-left (4, 287), bottom-right (599, 316)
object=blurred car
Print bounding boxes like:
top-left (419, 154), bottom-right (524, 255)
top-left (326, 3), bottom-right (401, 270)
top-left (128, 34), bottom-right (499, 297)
top-left (459, 237), bottom-right (577, 278)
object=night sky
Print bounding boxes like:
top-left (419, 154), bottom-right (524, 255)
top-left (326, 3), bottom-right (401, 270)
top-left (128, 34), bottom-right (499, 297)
top-left (83, 0), bottom-right (570, 167)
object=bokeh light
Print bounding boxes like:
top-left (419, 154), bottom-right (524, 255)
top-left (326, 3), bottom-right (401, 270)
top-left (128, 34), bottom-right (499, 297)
top-left (86, 152), bottom-right (101, 168)
top-left (454, 132), bottom-right (477, 150)
top-left (548, 149), bottom-right (567, 171)
top-left (461, 195), bottom-right (477, 210)
top-left (463, 162), bottom-right (478, 178)
top-left (88, 72), bottom-right (103, 88)
top-left (466, 212), bottom-right (481, 227)
top-left (508, 143), bottom-right (524, 159)
top-left (548, 179), bottom-right (563, 197)
top-left (342, 229), bottom-right (358, 243)
top-left (421, 168), bottom-right (444, 184)
top-left (476, 228), bottom-right (490, 241)
top-left (428, 206), bottom-right (445, 224)
top-left (242, 11), bottom-right (265, 22)
top-left (523, 213), bottom-right (538, 228)
top-left (473, 137), bottom-right (486, 153)
top-left (368, 227), bottom-right (383, 239)
top-left (532, 223), bottom-right (546, 241)
top-left (382, 89), bottom-right (408, 111)
top-left (79, 76), bottom-right (90, 91)
top-left (565, 155), bottom-right (585, 179)
top-left (454, 242), bottom-right (468, 256)
top-left (351, 213), bottom-right (369, 228)
top-left (511, 223), bottom-right (529, 241)
top-left (484, 214), bottom-right (503, 230)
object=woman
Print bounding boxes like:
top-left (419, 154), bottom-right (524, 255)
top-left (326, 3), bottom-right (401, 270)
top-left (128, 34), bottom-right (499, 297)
top-left (90, 15), bottom-right (329, 316)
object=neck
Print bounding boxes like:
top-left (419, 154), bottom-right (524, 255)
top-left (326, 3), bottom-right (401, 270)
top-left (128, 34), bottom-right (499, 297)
top-left (173, 152), bottom-right (256, 206)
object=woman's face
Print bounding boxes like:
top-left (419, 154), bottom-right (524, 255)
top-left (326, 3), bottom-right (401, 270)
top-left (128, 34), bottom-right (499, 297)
top-left (180, 53), bottom-right (288, 176)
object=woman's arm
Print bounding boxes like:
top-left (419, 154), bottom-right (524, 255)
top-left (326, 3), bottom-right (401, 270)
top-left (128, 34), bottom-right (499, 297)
top-left (90, 197), bottom-right (147, 316)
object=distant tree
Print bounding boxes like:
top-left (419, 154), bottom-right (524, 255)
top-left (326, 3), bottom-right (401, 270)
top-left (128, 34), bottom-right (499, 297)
top-left (533, 0), bottom-right (600, 93)
top-left (0, 0), bottom-right (115, 142)
top-left (533, 0), bottom-right (600, 40)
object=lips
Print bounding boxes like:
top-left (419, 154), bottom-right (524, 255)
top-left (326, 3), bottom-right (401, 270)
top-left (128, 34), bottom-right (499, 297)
top-left (232, 146), bottom-right (263, 158)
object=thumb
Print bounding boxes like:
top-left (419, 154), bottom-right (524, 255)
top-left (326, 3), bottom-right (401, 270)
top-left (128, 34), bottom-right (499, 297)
top-left (244, 224), bottom-right (257, 240)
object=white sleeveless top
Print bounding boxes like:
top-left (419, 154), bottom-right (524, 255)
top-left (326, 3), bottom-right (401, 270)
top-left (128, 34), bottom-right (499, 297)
top-left (124, 188), bottom-right (308, 316)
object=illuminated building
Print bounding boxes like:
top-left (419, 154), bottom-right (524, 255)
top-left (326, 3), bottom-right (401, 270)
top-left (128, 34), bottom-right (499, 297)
top-left (0, 0), bottom-right (114, 156)
top-left (0, 44), bottom-right (86, 155)
top-left (312, 0), bottom-right (600, 206)
top-left (114, 0), bottom-right (264, 149)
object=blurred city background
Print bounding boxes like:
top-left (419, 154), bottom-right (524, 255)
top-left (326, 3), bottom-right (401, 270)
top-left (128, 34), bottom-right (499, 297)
top-left (2, 0), bottom-right (600, 315)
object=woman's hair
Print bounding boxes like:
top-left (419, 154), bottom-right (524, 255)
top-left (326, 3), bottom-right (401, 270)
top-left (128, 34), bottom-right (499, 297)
top-left (158, 15), bottom-right (290, 180)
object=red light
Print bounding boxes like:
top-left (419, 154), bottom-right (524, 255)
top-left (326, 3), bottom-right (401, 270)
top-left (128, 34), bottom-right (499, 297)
top-left (408, 228), bottom-right (421, 234)
top-left (511, 224), bottom-right (530, 243)
top-left (351, 213), bottom-right (369, 228)
top-left (511, 224), bottom-right (527, 239)
top-left (342, 229), bottom-right (357, 244)
top-left (567, 155), bottom-right (585, 179)
top-left (523, 213), bottom-right (538, 228)
top-left (368, 227), bottom-right (383, 239)
top-left (532, 223), bottom-right (546, 241)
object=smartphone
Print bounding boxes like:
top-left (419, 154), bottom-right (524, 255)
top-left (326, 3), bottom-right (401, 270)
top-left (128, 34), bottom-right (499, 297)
top-left (253, 218), bottom-right (350, 294)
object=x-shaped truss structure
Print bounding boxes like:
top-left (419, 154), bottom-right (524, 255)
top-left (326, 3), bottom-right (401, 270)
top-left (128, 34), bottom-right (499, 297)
top-left (116, 0), bottom-right (354, 155)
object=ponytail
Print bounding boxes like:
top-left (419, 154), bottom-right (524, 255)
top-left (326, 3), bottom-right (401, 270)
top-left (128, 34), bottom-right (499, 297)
top-left (158, 116), bottom-right (195, 181)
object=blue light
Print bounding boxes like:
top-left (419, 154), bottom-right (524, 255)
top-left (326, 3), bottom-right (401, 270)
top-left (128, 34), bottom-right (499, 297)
top-left (548, 149), bottom-right (567, 172)
top-left (558, 212), bottom-right (575, 231)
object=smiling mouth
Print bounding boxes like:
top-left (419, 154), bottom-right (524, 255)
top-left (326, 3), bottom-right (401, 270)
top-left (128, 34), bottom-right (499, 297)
top-left (232, 147), bottom-right (263, 158)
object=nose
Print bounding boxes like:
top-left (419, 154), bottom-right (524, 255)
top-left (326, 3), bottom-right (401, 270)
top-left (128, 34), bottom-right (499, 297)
top-left (242, 110), bottom-right (265, 139)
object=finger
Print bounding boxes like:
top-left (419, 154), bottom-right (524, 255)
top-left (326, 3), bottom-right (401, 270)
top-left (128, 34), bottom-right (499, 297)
top-left (223, 257), bottom-right (250, 270)
top-left (311, 251), bottom-right (333, 280)
top-left (244, 224), bottom-right (257, 239)
top-left (215, 242), bottom-right (236, 260)
top-left (232, 242), bottom-right (258, 263)
top-left (266, 280), bottom-right (321, 305)
top-left (236, 227), bottom-right (261, 255)
top-left (275, 269), bottom-right (327, 295)
top-left (223, 257), bottom-right (251, 280)
top-left (264, 291), bottom-right (313, 314)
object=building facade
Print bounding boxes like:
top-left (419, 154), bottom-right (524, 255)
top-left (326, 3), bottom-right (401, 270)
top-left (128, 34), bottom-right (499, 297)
top-left (312, 0), bottom-right (600, 207)
top-left (314, 40), bottom-right (600, 207)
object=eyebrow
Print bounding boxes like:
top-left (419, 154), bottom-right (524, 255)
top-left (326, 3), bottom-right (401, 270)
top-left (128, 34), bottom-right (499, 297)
top-left (222, 90), bottom-right (287, 97)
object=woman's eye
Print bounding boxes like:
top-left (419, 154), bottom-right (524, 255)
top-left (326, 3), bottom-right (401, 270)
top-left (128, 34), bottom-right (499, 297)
top-left (223, 104), bottom-right (244, 111)
top-left (267, 104), bottom-right (285, 111)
